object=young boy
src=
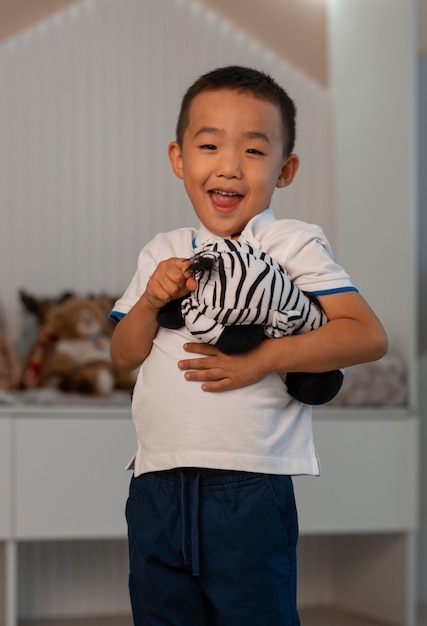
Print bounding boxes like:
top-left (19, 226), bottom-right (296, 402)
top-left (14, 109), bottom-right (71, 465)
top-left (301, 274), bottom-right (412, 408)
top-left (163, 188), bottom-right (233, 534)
top-left (110, 66), bottom-right (387, 626)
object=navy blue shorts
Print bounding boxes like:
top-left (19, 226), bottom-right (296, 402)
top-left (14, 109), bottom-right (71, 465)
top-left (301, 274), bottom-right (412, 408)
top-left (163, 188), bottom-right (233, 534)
top-left (126, 468), bottom-right (300, 626)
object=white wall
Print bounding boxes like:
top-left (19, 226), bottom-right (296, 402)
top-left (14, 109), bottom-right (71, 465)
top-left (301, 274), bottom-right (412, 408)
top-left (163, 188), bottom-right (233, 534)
top-left (417, 52), bottom-right (427, 605)
top-left (328, 0), bottom-right (421, 607)
top-left (419, 54), bottom-right (427, 356)
top-left (0, 0), bottom-right (333, 354)
top-left (329, 0), bottom-right (418, 406)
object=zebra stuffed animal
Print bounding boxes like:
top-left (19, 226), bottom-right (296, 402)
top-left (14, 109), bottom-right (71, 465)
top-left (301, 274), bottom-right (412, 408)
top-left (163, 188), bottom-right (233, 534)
top-left (158, 239), bottom-right (343, 405)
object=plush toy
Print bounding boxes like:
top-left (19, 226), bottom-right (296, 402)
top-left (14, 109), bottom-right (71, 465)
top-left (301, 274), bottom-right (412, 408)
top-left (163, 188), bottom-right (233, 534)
top-left (22, 295), bottom-right (136, 396)
top-left (158, 239), bottom-right (343, 405)
top-left (327, 353), bottom-right (407, 407)
top-left (20, 289), bottom-right (75, 325)
top-left (0, 329), bottom-right (22, 390)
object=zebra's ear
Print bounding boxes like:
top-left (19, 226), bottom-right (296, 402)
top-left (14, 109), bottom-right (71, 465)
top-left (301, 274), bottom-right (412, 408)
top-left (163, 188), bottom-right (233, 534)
top-left (276, 153), bottom-right (299, 188)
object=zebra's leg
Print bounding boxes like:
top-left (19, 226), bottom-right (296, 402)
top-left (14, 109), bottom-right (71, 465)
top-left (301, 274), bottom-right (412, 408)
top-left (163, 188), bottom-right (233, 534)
top-left (157, 296), bottom-right (186, 329)
top-left (270, 291), bottom-right (344, 405)
top-left (285, 369), bottom-right (344, 405)
top-left (216, 325), bottom-right (265, 354)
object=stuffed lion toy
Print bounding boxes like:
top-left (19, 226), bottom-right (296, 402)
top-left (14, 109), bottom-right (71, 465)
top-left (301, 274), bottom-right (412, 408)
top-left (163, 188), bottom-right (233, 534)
top-left (22, 296), bottom-right (136, 396)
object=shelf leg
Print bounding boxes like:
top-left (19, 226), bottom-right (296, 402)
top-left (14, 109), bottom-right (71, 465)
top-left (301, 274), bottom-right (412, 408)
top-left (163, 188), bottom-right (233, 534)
top-left (5, 541), bottom-right (16, 626)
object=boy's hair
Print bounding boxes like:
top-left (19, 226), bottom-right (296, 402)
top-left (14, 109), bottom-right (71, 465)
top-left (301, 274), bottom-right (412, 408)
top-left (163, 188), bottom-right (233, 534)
top-left (175, 65), bottom-right (297, 156)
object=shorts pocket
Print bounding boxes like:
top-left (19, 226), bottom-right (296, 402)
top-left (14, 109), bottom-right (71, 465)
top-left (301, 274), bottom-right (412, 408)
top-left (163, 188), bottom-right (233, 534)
top-left (262, 475), bottom-right (299, 550)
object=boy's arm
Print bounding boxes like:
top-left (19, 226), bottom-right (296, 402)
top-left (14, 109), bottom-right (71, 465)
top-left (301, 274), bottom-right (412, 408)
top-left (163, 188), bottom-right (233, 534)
top-left (178, 290), bottom-right (388, 392)
top-left (109, 292), bottom-right (161, 371)
top-left (267, 290), bottom-right (387, 373)
top-left (110, 258), bottom-right (196, 371)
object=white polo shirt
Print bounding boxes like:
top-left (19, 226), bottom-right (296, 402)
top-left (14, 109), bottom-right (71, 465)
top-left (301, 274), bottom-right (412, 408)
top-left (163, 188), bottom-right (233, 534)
top-left (111, 208), bottom-right (356, 477)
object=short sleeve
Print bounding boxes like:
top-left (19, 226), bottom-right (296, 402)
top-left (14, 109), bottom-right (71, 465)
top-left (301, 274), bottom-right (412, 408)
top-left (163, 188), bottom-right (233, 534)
top-left (250, 218), bottom-right (356, 295)
top-left (109, 228), bottom-right (196, 322)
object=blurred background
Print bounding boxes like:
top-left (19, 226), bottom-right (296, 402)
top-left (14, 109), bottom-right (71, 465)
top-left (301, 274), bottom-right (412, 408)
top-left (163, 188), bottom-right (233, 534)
top-left (0, 1), bottom-right (425, 625)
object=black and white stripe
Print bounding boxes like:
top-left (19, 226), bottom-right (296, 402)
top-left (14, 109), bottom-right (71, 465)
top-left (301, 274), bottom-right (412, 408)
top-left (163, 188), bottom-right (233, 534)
top-left (180, 240), bottom-right (327, 345)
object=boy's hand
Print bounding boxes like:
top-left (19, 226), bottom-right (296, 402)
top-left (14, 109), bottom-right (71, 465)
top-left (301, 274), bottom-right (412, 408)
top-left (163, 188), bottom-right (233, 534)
top-left (145, 258), bottom-right (197, 310)
top-left (178, 342), bottom-right (268, 392)
top-left (110, 257), bottom-right (198, 372)
top-left (176, 291), bottom-right (388, 392)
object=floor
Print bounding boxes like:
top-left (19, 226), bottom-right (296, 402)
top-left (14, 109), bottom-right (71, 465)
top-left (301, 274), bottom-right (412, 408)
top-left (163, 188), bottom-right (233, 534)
top-left (18, 605), bottom-right (427, 626)
top-left (300, 607), bottom-right (427, 626)
top-left (19, 618), bottom-right (133, 626)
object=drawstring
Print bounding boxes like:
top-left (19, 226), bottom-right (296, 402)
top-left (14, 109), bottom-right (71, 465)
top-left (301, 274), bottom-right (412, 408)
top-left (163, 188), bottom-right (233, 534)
top-left (180, 472), bottom-right (189, 568)
top-left (190, 471), bottom-right (201, 577)
top-left (179, 470), bottom-right (202, 577)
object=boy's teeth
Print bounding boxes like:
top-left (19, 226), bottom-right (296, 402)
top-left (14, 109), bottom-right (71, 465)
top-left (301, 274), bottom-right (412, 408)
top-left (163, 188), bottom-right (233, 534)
top-left (214, 190), bottom-right (238, 196)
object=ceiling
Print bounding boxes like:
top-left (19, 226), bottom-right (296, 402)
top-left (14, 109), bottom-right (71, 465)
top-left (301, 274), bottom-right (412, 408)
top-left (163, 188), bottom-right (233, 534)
top-left (0, 0), bottom-right (425, 88)
top-left (195, 0), bottom-right (328, 86)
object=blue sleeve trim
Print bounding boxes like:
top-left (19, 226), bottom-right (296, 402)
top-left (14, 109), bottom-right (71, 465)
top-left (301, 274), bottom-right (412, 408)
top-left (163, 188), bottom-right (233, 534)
top-left (311, 286), bottom-right (359, 296)
top-left (109, 311), bottom-right (126, 324)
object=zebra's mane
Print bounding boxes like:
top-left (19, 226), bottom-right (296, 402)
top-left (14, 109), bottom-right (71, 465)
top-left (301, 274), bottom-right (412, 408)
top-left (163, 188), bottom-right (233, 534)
top-left (188, 252), bottom-right (217, 277)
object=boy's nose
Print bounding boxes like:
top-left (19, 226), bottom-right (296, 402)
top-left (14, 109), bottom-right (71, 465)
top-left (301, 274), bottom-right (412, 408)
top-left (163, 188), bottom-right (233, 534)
top-left (215, 154), bottom-right (242, 179)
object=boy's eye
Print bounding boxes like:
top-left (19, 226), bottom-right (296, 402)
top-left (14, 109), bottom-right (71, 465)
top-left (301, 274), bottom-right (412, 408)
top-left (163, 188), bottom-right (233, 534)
top-left (200, 144), bottom-right (217, 150)
top-left (246, 148), bottom-right (264, 155)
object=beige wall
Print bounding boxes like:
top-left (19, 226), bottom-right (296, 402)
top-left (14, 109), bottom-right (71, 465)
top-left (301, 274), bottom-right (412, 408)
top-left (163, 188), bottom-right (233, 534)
top-left (0, 0), bottom-right (82, 42)
top-left (419, 0), bottom-right (427, 56)
top-left (195, 0), bottom-right (328, 86)
top-left (1, 0), bottom-right (426, 87)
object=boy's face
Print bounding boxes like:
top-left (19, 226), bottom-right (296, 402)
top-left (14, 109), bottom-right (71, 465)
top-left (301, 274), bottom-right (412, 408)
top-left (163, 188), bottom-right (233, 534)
top-left (168, 89), bottom-right (299, 238)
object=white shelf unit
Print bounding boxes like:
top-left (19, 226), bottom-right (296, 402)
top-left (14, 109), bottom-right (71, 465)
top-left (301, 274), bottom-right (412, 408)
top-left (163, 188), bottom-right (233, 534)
top-left (0, 404), bottom-right (419, 626)
top-left (296, 408), bottom-right (419, 626)
top-left (0, 404), bottom-right (135, 626)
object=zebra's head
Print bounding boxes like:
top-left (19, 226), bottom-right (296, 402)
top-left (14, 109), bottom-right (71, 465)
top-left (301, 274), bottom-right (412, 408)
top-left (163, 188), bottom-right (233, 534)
top-left (159, 240), bottom-right (306, 354)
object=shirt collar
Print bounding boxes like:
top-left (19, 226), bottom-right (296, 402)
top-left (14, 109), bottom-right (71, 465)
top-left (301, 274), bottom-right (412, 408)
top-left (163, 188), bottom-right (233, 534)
top-left (194, 208), bottom-right (275, 250)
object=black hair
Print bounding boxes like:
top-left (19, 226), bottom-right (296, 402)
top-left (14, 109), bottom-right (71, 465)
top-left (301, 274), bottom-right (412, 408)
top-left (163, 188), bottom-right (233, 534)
top-left (175, 65), bottom-right (297, 156)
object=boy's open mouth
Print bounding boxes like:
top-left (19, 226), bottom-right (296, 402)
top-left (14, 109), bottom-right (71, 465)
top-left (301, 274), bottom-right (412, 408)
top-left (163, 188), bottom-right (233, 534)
top-left (209, 189), bottom-right (244, 210)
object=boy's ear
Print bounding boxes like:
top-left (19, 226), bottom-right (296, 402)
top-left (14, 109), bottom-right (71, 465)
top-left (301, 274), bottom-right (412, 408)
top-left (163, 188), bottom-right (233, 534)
top-left (276, 153), bottom-right (300, 188)
top-left (168, 141), bottom-right (184, 179)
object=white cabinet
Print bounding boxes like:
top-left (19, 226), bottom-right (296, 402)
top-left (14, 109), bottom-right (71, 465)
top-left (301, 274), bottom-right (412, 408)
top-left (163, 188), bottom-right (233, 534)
top-left (14, 415), bottom-right (134, 539)
top-left (295, 409), bottom-right (419, 626)
top-left (0, 405), bottom-right (135, 626)
top-left (0, 418), bottom-right (11, 626)
top-left (296, 409), bottom-right (419, 534)
top-left (0, 405), bottom-right (419, 626)
top-left (0, 419), bottom-right (11, 539)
